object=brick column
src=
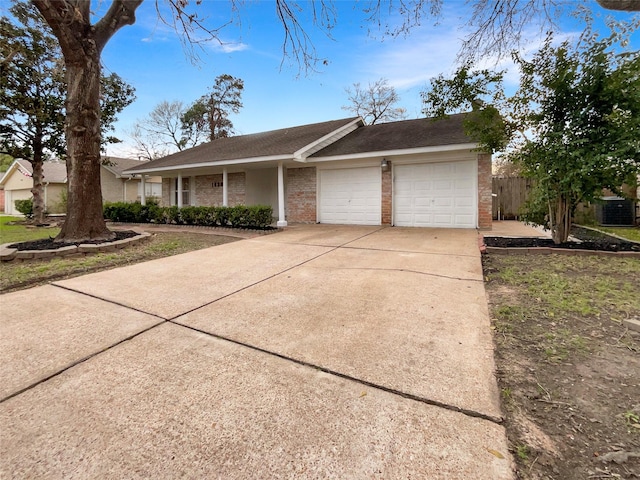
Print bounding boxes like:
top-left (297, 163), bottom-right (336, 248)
top-left (286, 167), bottom-right (317, 223)
top-left (477, 153), bottom-right (493, 230)
top-left (381, 167), bottom-right (392, 225)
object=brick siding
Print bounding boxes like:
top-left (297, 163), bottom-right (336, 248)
top-left (228, 172), bottom-right (246, 205)
top-left (477, 153), bottom-right (493, 230)
top-left (195, 175), bottom-right (223, 206)
top-left (381, 168), bottom-right (392, 225)
top-left (286, 167), bottom-right (316, 223)
top-left (161, 178), bottom-right (171, 207)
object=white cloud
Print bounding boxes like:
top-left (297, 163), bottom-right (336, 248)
top-left (212, 41), bottom-right (250, 53)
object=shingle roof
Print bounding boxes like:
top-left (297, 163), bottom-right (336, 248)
top-left (311, 114), bottom-right (473, 158)
top-left (102, 157), bottom-right (150, 176)
top-left (13, 159), bottom-right (68, 183)
top-left (125, 117), bottom-right (361, 172)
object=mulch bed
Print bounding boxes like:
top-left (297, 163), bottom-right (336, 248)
top-left (484, 226), bottom-right (640, 252)
top-left (8, 230), bottom-right (138, 251)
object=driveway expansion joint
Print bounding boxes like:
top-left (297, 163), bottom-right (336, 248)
top-left (0, 320), bottom-right (165, 404)
top-left (341, 245), bottom-right (480, 258)
top-left (166, 226), bottom-right (389, 321)
top-left (170, 319), bottom-right (504, 426)
top-left (51, 283), bottom-right (169, 320)
top-left (312, 265), bottom-right (483, 283)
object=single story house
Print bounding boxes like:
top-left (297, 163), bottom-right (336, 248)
top-left (0, 157), bottom-right (162, 215)
top-left (0, 159), bottom-right (67, 215)
top-left (125, 115), bottom-right (492, 229)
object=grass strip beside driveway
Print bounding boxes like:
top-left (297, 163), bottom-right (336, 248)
top-left (0, 231), bottom-right (239, 293)
top-left (483, 253), bottom-right (640, 480)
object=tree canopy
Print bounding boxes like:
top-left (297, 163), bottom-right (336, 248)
top-left (130, 74), bottom-right (244, 160)
top-left (1, 0), bottom-right (135, 223)
top-left (422, 18), bottom-right (640, 243)
top-left (512, 23), bottom-right (640, 243)
top-left (183, 74), bottom-right (244, 141)
top-left (28, 0), bottom-right (640, 241)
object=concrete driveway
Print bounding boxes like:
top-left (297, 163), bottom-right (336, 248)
top-left (0, 225), bottom-right (513, 479)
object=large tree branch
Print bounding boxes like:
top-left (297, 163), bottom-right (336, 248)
top-left (95, 0), bottom-right (143, 54)
top-left (32, 0), bottom-right (88, 60)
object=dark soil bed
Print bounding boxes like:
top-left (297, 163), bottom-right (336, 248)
top-left (483, 254), bottom-right (640, 479)
top-left (9, 230), bottom-right (138, 251)
top-left (484, 226), bottom-right (640, 252)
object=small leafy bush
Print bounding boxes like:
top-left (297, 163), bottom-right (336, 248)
top-left (14, 198), bottom-right (34, 219)
top-left (103, 203), bottom-right (274, 229)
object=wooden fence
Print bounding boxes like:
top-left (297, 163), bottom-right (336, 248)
top-left (492, 177), bottom-right (534, 220)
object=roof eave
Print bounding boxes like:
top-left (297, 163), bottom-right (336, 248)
top-left (125, 154), bottom-right (293, 175)
top-left (310, 142), bottom-right (480, 162)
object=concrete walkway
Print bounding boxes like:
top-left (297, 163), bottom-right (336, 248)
top-left (0, 225), bottom-right (514, 479)
top-left (489, 220), bottom-right (551, 238)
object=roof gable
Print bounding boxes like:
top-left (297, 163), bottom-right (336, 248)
top-left (310, 114), bottom-right (474, 158)
top-left (0, 159), bottom-right (67, 185)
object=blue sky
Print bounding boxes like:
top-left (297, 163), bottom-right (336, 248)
top-left (100, 0), bottom-right (640, 157)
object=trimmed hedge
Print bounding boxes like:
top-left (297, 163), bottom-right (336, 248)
top-left (103, 202), bottom-right (274, 229)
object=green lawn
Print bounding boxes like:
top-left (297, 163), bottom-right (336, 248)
top-left (596, 226), bottom-right (640, 242)
top-left (0, 216), bottom-right (61, 244)
top-left (0, 231), bottom-right (239, 293)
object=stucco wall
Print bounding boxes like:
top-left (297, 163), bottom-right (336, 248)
top-left (228, 172), bottom-right (246, 205)
top-left (4, 189), bottom-right (31, 215)
top-left (246, 168), bottom-right (278, 212)
top-left (3, 169), bottom-right (32, 191)
top-left (45, 184), bottom-right (66, 213)
top-left (2, 169), bottom-right (66, 214)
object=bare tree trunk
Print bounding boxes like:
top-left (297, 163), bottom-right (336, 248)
top-left (30, 130), bottom-right (46, 224)
top-left (30, 158), bottom-right (46, 225)
top-left (33, 0), bottom-right (142, 243)
top-left (55, 53), bottom-right (113, 242)
top-left (549, 196), bottom-right (571, 244)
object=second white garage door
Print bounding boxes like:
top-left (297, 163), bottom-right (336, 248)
top-left (394, 160), bottom-right (476, 228)
top-left (319, 167), bottom-right (381, 225)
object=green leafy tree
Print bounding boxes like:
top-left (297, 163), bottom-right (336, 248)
top-left (421, 64), bottom-right (512, 154)
top-left (0, 1), bottom-right (135, 224)
top-left (422, 18), bottom-right (639, 244)
top-left (0, 1), bottom-right (65, 224)
top-left (512, 23), bottom-right (640, 243)
top-left (30, 0), bottom-right (634, 241)
top-left (0, 154), bottom-right (13, 173)
top-left (183, 74), bottom-right (244, 141)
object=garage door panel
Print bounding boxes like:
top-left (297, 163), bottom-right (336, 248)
top-left (394, 160), bottom-right (476, 228)
top-left (319, 167), bottom-right (381, 225)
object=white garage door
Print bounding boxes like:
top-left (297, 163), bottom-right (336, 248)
top-left (394, 160), bottom-right (476, 228)
top-left (319, 167), bottom-right (381, 225)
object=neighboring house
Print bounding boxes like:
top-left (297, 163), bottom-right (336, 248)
top-left (125, 115), bottom-right (493, 229)
top-left (0, 157), bottom-right (162, 215)
top-left (0, 159), bottom-right (67, 215)
top-left (100, 157), bottom-right (162, 203)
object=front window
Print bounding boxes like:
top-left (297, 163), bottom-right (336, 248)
top-left (174, 177), bottom-right (190, 206)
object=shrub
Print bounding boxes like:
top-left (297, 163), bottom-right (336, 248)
top-left (14, 198), bottom-right (34, 219)
top-left (102, 203), bottom-right (273, 229)
top-left (246, 204), bottom-right (273, 228)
